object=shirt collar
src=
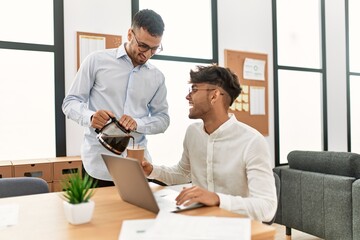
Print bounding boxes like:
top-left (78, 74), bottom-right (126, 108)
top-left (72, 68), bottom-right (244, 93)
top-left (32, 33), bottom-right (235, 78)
top-left (212, 114), bottom-right (237, 134)
top-left (116, 43), bottom-right (151, 69)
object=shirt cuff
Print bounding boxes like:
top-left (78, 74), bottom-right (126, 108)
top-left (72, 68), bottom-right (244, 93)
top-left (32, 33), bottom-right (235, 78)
top-left (218, 193), bottom-right (231, 211)
top-left (148, 165), bottom-right (161, 179)
top-left (134, 118), bottom-right (144, 133)
top-left (84, 111), bottom-right (95, 127)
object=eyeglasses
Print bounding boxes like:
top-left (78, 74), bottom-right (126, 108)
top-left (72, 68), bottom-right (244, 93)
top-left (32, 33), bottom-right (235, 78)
top-left (188, 87), bottom-right (225, 96)
top-left (131, 30), bottom-right (163, 55)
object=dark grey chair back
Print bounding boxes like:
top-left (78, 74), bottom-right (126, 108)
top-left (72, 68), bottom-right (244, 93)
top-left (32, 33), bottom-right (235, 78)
top-left (0, 177), bottom-right (49, 198)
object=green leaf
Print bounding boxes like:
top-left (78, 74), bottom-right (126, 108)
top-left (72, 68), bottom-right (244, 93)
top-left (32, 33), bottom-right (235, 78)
top-left (61, 170), bottom-right (98, 204)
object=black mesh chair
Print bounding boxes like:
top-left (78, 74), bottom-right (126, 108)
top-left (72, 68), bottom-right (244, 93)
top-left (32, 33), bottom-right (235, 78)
top-left (0, 177), bottom-right (49, 198)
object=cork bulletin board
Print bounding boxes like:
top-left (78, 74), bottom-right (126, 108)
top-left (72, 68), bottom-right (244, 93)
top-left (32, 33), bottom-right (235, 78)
top-left (77, 32), bottom-right (122, 69)
top-left (224, 49), bottom-right (269, 136)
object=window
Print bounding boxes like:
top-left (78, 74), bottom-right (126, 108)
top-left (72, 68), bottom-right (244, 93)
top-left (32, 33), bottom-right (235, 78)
top-left (0, 0), bottom-right (54, 45)
top-left (273, 0), bottom-right (325, 165)
top-left (276, 0), bottom-right (322, 68)
top-left (0, 49), bottom-right (56, 159)
top-left (0, 0), bottom-right (65, 160)
top-left (139, 0), bottom-right (213, 59)
top-left (278, 70), bottom-right (323, 163)
top-left (348, 0), bottom-right (360, 153)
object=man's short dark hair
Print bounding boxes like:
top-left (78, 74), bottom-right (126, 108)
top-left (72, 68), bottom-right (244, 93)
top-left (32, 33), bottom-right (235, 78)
top-left (189, 64), bottom-right (242, 106)
top-left (132, 9), bottom-right (165, 37)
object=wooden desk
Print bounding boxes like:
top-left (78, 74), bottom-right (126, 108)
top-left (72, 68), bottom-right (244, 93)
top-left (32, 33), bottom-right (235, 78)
top-left (0, 186), bottom-right (275, 240)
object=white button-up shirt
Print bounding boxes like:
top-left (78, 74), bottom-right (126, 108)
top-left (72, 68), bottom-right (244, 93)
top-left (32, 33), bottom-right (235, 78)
top-left (150, 114), bottom-right (277, 221)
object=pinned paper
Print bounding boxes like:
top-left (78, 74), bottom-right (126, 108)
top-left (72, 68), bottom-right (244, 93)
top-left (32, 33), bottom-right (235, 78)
top-left (243, 58), bottom-right (265, 81)
top-left (250, 86), bottom-right (265, 115)
top-left (79, 35), bottom-right (106, 65)
top-left (229, 84), bottom-right (249, 112)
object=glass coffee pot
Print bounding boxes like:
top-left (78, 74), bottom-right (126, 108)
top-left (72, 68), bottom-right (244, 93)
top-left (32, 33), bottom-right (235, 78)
top-left (95, 117), bottom-right (134, 155)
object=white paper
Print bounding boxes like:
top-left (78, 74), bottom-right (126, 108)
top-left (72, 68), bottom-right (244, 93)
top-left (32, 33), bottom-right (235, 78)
top-left (79, 35), bottom-right (106, 65)
top-left (0, 204), bottom-right (19, 229)
top-left (167, 183), bottom-right (192, 192)
top-left (243, 58), bottom-right (266, 81)
top-left (141, 211), bottom-right (251, 240)
top-left (250, 86), bottom-right (266, 115)
top-left (119, 219), bottom-right (155, 240)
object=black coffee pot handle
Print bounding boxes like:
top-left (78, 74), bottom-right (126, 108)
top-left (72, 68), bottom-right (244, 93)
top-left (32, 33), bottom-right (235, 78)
top-left (95, 117), bottom-right (130, 134)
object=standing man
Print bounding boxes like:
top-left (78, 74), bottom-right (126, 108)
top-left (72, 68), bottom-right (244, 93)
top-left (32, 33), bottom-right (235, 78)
top-left (142, 65), bottom-right (277, 222)
top-left (62, 9), bottom-right (169, 186)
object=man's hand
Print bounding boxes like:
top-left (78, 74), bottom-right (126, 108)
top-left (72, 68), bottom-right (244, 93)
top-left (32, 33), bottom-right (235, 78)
top-left (119, 114), bottom-right (137, 131)
top-left (91, 110), bottom-right (114, 129)
top-left (175, 186), bottom-right (220, 207)
top-left (140, 160), bottom-right (153, 176)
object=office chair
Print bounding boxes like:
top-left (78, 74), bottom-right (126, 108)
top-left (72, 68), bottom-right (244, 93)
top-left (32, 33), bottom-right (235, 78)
top-left (0, 177), bottom-right (49, 198)
top-left (263, 172), bottom-right (280, 225)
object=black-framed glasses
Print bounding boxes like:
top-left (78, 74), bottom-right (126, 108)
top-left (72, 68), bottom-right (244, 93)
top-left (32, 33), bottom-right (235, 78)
top-left (131, 30), bottom-right (163, 55)
top-left (188, 87), bottom-right (225, 96)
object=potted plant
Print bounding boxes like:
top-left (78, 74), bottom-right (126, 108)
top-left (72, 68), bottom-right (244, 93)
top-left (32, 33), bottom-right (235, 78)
top-left (61, 171), bottom-right (97, 225)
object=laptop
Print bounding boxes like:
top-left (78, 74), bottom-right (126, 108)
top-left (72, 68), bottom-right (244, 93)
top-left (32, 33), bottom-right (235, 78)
top-left (101, 154), bottom-right (204, 213)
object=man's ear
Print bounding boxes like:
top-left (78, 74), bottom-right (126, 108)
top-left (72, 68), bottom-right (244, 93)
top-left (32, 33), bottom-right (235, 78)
top-left (127, 28), bottom-right (132, 41)
top-left (215, 89), bottom-right (224, 99)
top-left (210, 90), bottom-right (221, 104)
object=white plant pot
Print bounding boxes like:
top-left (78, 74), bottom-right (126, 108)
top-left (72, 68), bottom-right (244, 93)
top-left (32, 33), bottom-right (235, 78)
top-left (63, 200), bottom-right (95, 225)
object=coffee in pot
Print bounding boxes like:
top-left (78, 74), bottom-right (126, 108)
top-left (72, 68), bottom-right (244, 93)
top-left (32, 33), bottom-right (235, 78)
top-left (95, 117), bottom-right (134, 155)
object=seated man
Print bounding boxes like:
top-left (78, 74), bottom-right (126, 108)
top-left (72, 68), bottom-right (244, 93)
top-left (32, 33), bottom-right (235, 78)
top-left (142, 65), bottom-right (277, 222)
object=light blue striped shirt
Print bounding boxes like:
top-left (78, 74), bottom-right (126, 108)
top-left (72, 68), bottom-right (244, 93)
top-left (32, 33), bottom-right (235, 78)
top-left (62, 43), bottom-right (169, 180)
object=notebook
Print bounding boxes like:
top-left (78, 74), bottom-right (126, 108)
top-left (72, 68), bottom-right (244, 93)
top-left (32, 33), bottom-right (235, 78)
top-left (101, 154), bottom-right (203, 213)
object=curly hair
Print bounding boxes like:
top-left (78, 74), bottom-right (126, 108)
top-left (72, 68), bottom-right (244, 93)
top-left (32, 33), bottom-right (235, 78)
top-left (189, 64), bottom-right (242, 106)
